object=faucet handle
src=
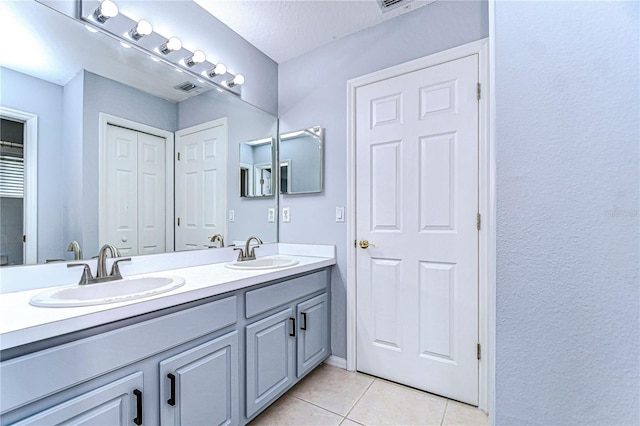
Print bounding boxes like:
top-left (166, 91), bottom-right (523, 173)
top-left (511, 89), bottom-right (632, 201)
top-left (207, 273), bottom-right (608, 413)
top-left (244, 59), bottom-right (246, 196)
top-left (248, 245), bottom-right (260, 259)
top-left (110, 258), bottom-right (132, 280)
top-left (233, 247), bottom-right (245, 261)
top-left (68, 263), bottom-right (94, 285)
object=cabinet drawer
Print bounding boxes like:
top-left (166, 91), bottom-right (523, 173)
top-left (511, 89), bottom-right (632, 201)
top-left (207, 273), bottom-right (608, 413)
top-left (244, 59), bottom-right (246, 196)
top-left (1, 296), bottom-right (236, 413)
top-left (245, 270), bottom-right (327, 318)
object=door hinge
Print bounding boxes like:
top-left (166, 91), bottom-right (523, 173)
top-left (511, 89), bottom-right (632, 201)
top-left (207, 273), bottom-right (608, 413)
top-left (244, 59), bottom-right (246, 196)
top-left (177, 217), bottom-right (181, 226)
top-left (477, 82), bottom-right (481, 100)
top-left (354, 239), bottom-right (357, 248)
top-left (477, 343), bottom-right (481, 360)
top-left (23, 235), bottom-right (26, 243)
top-left (476, 213), bottom-right (481, 230)
top-left (177, 152), bottom-right (181, 161)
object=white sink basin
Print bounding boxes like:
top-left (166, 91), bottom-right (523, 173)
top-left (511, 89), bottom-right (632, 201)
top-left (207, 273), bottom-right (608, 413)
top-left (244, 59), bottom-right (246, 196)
top-left (225, 257), bottom-right (299, 270)
top-left (30, 276), bottom-right (185, 307)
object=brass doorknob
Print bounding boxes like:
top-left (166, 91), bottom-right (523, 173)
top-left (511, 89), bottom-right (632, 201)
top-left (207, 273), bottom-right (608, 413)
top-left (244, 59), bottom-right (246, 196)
top-left (359, 240), bottom-right (376, 249)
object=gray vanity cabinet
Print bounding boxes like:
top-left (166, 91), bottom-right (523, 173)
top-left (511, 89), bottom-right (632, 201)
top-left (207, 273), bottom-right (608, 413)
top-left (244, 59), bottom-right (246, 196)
top-left (245, 308), bottom-right (296, 418)
top-left (159, 331), bottom-right (239, 426)
top-left (244, 270), bottom-right (331, 420)
top-left (12, 372), bottom-right (144, 426)
top-left (296, 293), bottom-right (329, 377)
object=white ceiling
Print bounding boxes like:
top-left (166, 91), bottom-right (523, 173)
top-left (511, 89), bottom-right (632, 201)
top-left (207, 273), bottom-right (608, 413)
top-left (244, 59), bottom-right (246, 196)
top-left (193, 0), bottom-right (434, 63)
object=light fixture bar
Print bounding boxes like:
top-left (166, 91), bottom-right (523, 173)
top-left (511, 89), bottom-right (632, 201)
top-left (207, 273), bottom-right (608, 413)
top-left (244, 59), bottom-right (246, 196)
top-left (79, 0), bottom-right (243, 96)
top-left (226, 74), bottom-right (245, 88)
top-left (129, 19), bottom-right (152, 40)
top-left (94, 0), bottom-right (118, 23)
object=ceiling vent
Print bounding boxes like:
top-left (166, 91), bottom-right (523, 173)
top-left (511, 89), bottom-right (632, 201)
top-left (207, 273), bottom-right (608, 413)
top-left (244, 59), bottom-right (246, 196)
top-left (174, 81), bottom-right (200, 93)
top-left (377, 0), bottom-right (415, 13)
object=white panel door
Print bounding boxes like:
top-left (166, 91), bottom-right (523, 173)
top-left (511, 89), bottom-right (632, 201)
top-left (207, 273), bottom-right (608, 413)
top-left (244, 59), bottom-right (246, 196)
top-left (175, 120), bottom-right (227, 251)
top-left (105, 125), bottom-right (138, 256)
top-left (355, 54), bottom-right (479, 404)
top-left (137, 132), bottom-right (166, 255)
top-left (105, 125), bottom-right (166, 256)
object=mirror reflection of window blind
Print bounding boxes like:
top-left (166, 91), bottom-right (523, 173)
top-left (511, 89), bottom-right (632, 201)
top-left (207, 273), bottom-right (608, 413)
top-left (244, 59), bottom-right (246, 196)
top-left (0, 154), bottom-right (24, 198)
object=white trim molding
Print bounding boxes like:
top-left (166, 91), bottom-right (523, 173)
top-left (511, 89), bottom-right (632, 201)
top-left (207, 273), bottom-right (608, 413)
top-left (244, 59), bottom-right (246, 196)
top-left (324, 355), bottom-right (347, 370)
top-left (98, 113), bottom-right (175, 254)
top-left (0, 106), bottom-right (38, 264)
top-left (345, 38), bottom-right (494, 413)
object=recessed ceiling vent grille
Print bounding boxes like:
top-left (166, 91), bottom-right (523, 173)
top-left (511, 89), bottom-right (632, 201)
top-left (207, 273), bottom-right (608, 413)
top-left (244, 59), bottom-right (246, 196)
top-left (377, 0), bottom-right (415, 13)
top-left (174, 81), bottom-right (200, 93)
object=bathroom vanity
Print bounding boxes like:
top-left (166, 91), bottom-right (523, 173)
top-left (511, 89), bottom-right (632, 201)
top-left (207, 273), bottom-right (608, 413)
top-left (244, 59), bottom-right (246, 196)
top-left (0, 245), bottom-right (334, 425)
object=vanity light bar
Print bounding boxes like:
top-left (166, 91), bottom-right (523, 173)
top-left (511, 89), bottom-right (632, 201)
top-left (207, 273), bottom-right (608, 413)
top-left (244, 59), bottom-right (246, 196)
top-left (81, 0), bottom-right (244, 95)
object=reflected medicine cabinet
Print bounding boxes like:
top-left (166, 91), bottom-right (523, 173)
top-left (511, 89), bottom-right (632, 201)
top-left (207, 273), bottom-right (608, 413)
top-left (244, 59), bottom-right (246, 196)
top-left (279, 126), bottom-right (323, 195)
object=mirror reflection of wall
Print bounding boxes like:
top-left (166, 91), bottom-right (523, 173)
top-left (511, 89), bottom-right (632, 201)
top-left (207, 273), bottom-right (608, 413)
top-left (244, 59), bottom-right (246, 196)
top-left (280, 126), bottom-right (323, 195)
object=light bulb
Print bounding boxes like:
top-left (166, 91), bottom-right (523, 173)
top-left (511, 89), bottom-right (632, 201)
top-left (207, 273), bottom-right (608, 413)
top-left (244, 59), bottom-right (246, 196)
top-left (94, 0), bottom-right (118, 23)
top-left (227, 74), bottom-right (245, 87)
top-left (129, 19), bottom-right (152, 40)
top-left (160, 37), bottom-right (182, 54)
top-left (206, 63), bottom-right (227, 78)
top-left (185, 50), bottom-right (206, 67)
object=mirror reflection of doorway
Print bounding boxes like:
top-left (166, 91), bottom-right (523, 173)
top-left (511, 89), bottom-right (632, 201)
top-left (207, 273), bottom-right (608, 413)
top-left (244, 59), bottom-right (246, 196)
top-left (0, 118), bottom-right (25, 266)
top-left (254, 163), bottom-right (272, 196)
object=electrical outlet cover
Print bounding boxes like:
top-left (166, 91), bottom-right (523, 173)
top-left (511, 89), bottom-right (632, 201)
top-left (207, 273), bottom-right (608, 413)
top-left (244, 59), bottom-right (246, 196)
top-left (282, 207), bottom-right (290, 223)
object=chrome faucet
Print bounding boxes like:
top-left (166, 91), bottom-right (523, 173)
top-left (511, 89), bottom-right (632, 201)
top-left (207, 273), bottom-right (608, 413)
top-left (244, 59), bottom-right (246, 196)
top-left (67, 240), bottom-right (82, 260)
top-left (96, 244), bottom-right (121, 278)
top-left (209, 234), bottom-right (224, 248)
top-left (233, 236), bottom-right (263, 261)
top-left (68, 244), bottom-right (131, 285)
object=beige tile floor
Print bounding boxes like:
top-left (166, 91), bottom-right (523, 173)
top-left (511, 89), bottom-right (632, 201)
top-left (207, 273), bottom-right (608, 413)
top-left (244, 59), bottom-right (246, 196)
top-left (250, 363), bottom-right (488, 426)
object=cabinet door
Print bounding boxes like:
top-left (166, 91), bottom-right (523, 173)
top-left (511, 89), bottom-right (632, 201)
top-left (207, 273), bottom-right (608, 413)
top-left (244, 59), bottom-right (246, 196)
top-left (297, 293), bottom-right (329, 377)
top-left (159, 331), bottom-right (239, 426)
top-left (13, 372), bottom-right (143, 426)
top-left (245, 307), bottom-right (295, 418)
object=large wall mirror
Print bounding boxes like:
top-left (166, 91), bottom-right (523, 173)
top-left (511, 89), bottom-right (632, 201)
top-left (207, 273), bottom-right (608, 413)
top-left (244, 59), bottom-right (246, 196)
top-left (0, 1), bottom-right (278, 267)
top-left (280, 126), bottom-right (323, 195)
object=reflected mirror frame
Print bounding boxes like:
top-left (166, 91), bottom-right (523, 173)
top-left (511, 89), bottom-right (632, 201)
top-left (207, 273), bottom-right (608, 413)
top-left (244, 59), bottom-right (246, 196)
top-left (279, 126), bottom-right (323, 195)
top-left (238, 136), bottom-right (277, 198)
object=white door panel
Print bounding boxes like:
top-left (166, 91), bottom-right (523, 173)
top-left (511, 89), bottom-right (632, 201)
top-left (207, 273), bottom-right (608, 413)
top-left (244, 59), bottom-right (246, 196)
top-left (138, 132), bottom-right (166, 255)
top-left (104, 125), bottom-right (166, 256)
top-left (175, 120), bottom-right (227, 251)
top-left (356, 54), bottom-right (479, 404)
top-left (105, 125), bottom-right (138, 256)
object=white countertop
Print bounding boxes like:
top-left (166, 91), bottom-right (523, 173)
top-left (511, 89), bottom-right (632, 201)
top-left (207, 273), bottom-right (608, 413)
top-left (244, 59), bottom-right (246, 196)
top-left (0, 245), bottom-right (335, 351)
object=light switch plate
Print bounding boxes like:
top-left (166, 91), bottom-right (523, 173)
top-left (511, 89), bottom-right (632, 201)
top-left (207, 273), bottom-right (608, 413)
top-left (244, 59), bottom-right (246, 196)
top-left (282, 207), bottom-right (291, 223)
top-left (336, 206), bottom-right (345, 222)
top-left (229, 210), bottom-right (235, 222)
top-left (267, 208), bottom-right (275, 223)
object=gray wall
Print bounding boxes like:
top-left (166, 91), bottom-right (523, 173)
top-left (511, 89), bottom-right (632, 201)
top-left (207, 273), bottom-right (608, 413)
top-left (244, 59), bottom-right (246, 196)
top-left (278, 1), bottom-right (488, 359)
top-left (0, 67), bottom-right (64, 263)
top-left (494, 2), bottom-right (639, 424)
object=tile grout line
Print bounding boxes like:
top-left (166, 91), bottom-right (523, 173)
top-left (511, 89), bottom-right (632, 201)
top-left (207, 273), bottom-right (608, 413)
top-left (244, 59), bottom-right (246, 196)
top-left (343, 376), bottom-right (377, 422)
top-left (288, 394), bottom-right (348, 421)
top-left (440, 399), bottom-right (450, 426)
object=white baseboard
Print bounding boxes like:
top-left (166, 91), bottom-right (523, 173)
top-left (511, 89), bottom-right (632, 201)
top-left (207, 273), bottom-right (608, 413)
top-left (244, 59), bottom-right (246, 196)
top-left (324, 355), bottom-right (347, 370)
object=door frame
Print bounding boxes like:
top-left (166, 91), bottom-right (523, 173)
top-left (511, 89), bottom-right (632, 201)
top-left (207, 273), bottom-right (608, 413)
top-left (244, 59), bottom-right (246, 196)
top-left (0, 106), bottom-right (38, 264)
top-left (98, 113), bottom-right (175, 253)
top-left (346, 38), bottom-right (493, 412)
